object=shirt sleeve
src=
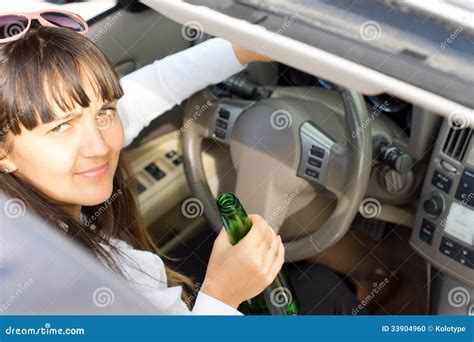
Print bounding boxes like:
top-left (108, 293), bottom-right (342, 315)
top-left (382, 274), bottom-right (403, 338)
top-left (104, 238), bottom-right (244, 315)
top-left (117, 37), bottom-right (246, 147)
top-left (192, 291), bottom-right (244, 316)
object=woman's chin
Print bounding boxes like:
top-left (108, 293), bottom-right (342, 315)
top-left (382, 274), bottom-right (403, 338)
top-left (77, 183), bottom-right (115, 206)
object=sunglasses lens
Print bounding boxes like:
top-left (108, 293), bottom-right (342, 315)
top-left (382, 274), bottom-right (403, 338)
top-left (0, 15), bottom-right (28, 40)
top-left (40, 12), bottom-right (86, 33)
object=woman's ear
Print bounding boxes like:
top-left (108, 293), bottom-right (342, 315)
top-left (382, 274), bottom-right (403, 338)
top-left (0, 160), bottom-right (17, 173)
top-left (0, 150), bottom-right (17, 174)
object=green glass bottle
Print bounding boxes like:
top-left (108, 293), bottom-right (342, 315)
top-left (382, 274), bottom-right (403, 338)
top-left (216, 192), bottom-right (299, 315)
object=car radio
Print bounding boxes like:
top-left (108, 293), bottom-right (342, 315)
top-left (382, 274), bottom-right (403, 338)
top-left (410, 119), bottom-right (474, 287)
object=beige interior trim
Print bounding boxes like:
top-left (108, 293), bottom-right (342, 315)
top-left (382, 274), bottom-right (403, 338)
top-left (125, 130), bottom-right (235, 255)
top-left (375, 204), bottom-right (417, 229)
top-left (125, 130), bottom-right (227, 226)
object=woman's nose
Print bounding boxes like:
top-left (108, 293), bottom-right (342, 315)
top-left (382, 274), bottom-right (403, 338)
top-left (79, 120), bottom-right (110, 158)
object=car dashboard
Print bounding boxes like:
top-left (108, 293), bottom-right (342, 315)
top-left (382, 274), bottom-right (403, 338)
top-left (211, 67), bottom-right (472, 288)
top-left (410, 119), bottom-right (474, 287)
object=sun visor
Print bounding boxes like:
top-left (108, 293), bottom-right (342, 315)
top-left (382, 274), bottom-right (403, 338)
top-left (142, 0), bottom-right (474, 127)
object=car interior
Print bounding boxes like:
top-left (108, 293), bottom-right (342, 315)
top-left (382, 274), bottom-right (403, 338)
top-left (6, 0), bottom-right (472, 316)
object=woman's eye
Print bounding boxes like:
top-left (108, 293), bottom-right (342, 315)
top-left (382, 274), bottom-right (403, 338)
top-left (50, 122), bottom-right (72, 133)
top-left (97, 108), bottom-right (116, 118)
top-left (95, 109), bottom-right (117, 129)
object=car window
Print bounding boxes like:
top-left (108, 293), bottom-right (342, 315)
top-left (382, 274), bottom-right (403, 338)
top-left (0, 0), bottom-right (116, 21)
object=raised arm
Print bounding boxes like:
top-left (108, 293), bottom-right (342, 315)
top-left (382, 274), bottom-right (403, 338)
top-left (117, 38), bottom-right (268, 147)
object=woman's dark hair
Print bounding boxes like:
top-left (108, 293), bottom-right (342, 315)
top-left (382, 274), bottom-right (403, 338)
top-left (0, 24), bottom-right (193, 305)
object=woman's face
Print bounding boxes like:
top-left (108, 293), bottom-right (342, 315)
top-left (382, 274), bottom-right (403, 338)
top-left (3, 78), bottom-right (124, 212)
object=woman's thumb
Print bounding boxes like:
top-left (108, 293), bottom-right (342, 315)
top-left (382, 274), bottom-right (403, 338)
top-left (214, 227), bottom-right (230, 246)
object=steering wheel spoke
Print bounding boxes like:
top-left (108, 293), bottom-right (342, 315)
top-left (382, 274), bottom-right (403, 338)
top-left (233, 148), bottom-right (311, 234)
top-left (207, 99), bottom-right (254, 144)
top-left (296, 121), bottom-right (350, 197)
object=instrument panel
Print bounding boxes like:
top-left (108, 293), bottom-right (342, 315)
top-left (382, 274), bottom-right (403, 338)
top-left (410, 120), bottom-right (474, 286)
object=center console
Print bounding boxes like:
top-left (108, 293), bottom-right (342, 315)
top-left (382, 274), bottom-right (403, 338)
top-left (411, 119), bottom-right (474, 292)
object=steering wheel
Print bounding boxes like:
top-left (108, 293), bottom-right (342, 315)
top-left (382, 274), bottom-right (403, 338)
top-left (182, 87), bottom-right (372, 261)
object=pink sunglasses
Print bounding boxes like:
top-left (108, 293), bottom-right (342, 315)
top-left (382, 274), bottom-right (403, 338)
top-left (0, 10), bottom-right (88, 43)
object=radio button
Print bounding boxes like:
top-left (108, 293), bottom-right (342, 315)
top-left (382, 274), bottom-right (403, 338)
top-left (431, 170), bottom-right (452, 193)
top-left (457, 248), bottom-right (474, 269)
top-left (439, 237), bottom-right (458, 258)
top-left (419, 219), bottom-right (436, 245)
top-left (441, 237), bottom-right (458, 249)
top-left (464, 168), bottom-right (474, 180)
top-left (440, 237), bottom-right (474, 269)
top-left (456, 256), bottom-right (473, 269)
top-left (454, 169), bottom-right (474, 207)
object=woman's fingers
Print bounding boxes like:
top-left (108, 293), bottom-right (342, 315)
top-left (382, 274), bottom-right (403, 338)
top-left (267, 236), bottom-right (285, 280)
top-left (260, 235), bottom-right (284, 281)
top-left (242, 214), bottom-right (278, 259)
top-left (257, 223), bottom-right (275, 251)
top-left (244, 214), bottom-right (272, 247)
top-left (251, 215), bottom-right (277, 250)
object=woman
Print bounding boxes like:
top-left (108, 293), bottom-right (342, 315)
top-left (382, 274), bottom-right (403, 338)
top-left (0, 10), bottom-right (361, 315)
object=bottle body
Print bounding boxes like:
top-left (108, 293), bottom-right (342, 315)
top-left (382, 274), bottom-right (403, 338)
top-left (217, 192), bottom-right (299, 315)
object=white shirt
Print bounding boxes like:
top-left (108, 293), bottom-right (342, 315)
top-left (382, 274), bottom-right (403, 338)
top-left (110, 38), bottom-right (246, 315)
top-left (118, 37), bottom-right (246, 147)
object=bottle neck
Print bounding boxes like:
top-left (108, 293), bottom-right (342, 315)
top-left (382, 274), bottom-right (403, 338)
top-left (217, 192), bottom-right (242, 214)
top-left (217, 192), bottom-right (251, 244)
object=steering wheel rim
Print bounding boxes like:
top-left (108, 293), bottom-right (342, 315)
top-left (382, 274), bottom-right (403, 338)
top-left (182, 88), bottom-right (372, 262)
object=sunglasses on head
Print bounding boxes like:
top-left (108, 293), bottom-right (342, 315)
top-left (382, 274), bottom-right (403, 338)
top-left (0, 10), bottom-right (88, 43)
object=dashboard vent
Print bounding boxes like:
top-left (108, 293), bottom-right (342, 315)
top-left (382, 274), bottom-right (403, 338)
top-left (442, 124), bottom-right (473, 161)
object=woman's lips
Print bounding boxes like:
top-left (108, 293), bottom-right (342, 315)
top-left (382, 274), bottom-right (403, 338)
top-left (75, 162), bottom-right (109, 178)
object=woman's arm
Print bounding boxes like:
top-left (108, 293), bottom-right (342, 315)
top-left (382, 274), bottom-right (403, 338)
top-left (117, 38), bottom-right (269, 147)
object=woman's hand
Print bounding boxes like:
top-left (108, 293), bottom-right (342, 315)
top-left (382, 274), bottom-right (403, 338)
top-left (201, 214), bottom-right (285, 309)
top-left (232, 44), bottom-right (272, 64)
